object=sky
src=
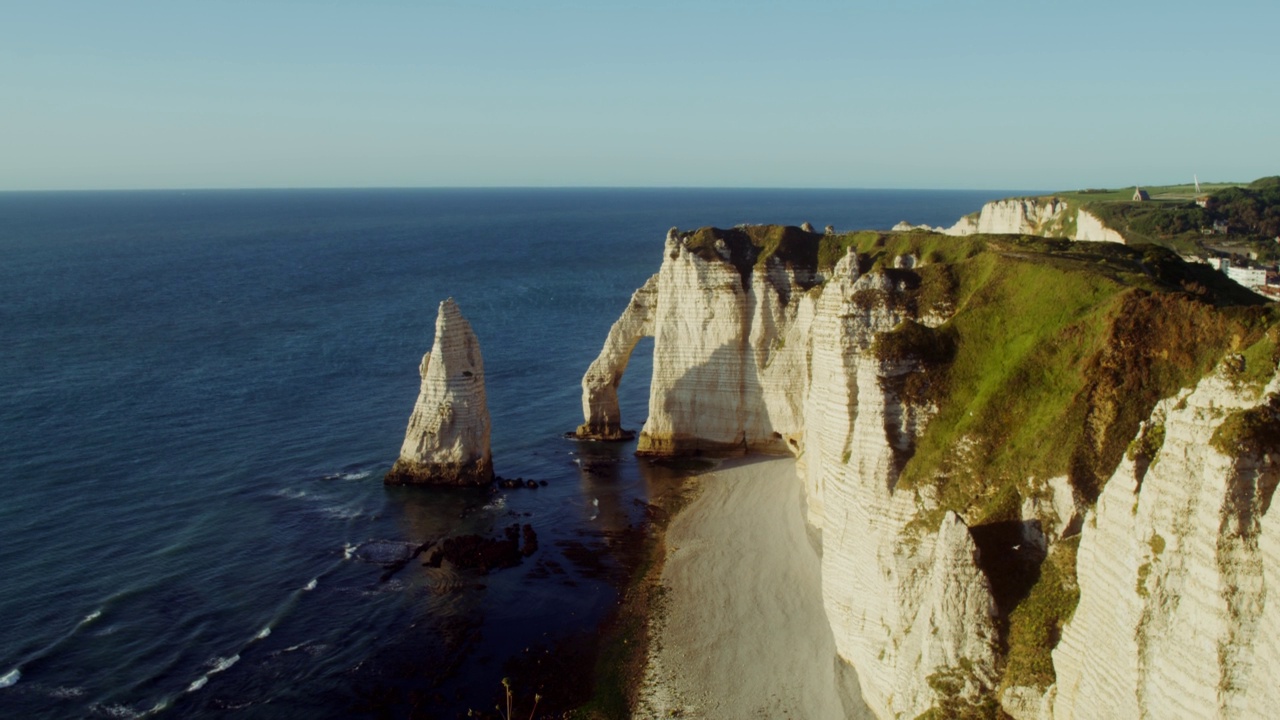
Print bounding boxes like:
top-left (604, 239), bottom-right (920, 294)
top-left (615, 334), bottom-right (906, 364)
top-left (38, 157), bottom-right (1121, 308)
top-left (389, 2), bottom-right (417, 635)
top-left (2, 0), bottom-right (1277, 191)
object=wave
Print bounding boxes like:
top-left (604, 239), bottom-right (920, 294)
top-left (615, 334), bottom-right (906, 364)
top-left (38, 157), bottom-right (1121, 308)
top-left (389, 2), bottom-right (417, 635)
top-left (48, 684), bottom-right (86, 699)
top-left (90, 703), bottom-right (141, 718)
top-left (318, 504), bottom-right (365, 520)
top-left (271, 641), bottom-right (327, 658)
top-left (270, 488), bottom-right (309, 500)
top-left (11, 604), bottom-right (110, 671)
top-left (208, 654), bottom-right (241, 674)
top-left (185, 654), bottom-right (240, 694)
top-left (342, 543), bottom-right (356, 560)
top-left (482, 496), bottom-right (507, 511)
top-left (304, 578), bottom-right (318, 591)
top-left (324, 469), bottom-right (372, 481)
top-left (272, 487), bottom-right (369, 519)
top-left (254, 626), bottom-right (272, 640)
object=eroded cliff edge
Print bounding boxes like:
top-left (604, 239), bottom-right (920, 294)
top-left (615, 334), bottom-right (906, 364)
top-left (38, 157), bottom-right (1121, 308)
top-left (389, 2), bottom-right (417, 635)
top-left (897, 197), bottom-right (1128, 244)
top-left (579, 226), bottom-right (1280, 718)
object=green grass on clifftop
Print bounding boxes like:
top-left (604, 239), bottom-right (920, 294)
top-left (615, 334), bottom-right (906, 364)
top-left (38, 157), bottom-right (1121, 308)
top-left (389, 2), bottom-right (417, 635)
top-left (676, 224), bottom-right (1280, 508)
top-left (849, 231), bottom-right (1279, 692)
top-left (839, 232), bottom-right (1279, 511)
top-left (1039, 178), bottom-right (1280, 257)
top-left (676, 226), bottom-right (1279, 511)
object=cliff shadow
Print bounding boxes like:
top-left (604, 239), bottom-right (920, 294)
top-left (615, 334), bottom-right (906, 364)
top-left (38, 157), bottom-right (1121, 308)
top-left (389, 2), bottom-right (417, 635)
top-left (642, 343), bottom-right (768, 455)
top-left (969, 519), bottom-right (1045, 617)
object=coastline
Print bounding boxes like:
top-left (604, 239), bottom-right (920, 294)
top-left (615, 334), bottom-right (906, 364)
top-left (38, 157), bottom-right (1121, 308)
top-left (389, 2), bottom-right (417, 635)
top-left (633, 456), bottom-right (873, 719)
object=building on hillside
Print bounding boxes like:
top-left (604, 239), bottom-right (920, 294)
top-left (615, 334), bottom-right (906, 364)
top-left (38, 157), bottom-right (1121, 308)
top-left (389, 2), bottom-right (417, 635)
top-left (1227, 265), bottom-right (1268, 289)
top-left (1133, 187), bottom-right (1151, 201)
top-left (1196, 196), bottom-right (1211, 208)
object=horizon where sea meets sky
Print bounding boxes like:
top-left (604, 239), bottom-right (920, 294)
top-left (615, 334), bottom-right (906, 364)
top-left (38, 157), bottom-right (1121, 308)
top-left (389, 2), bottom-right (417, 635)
top-left (2, 0), bottom-right (1278, 192)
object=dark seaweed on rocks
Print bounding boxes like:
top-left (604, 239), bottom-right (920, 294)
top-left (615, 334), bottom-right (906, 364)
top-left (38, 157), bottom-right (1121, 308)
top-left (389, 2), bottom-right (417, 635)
top-left (428, 524), bottom-right (539, 574)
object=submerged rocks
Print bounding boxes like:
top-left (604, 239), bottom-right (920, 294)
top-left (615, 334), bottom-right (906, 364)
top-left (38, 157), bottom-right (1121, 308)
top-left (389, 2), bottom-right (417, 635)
top-left (386, 298), bottom-right (494, 486)
top-left (424, 524), bottom-right (538, 574)
top-left (494, 475), bottom-right (547, 490)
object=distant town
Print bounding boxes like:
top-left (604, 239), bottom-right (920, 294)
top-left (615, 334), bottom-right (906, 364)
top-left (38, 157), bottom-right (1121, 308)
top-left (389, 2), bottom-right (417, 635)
top-left (1055, 176), bottom-right (1280, 298)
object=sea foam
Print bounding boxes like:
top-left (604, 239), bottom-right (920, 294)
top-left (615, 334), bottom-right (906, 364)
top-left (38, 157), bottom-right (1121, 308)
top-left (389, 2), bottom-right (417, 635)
top-left (209, 654), bottom-right (240, 673)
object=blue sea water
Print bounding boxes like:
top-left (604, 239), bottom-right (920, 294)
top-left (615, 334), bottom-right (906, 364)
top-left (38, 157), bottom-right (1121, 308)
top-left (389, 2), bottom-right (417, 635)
top-left (0, 188), bottom-right (1020, 718)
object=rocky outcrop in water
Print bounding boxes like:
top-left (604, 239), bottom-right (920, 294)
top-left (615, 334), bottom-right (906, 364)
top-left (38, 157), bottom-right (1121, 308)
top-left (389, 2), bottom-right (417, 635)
top-left (386, 298), bottom-right (493, 486)
top-left (581, 225), bottom-right (1279, 718)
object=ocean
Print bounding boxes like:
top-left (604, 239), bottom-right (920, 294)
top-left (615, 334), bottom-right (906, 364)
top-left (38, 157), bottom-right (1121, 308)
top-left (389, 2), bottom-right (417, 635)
top-left (0, 188), bottom-right (1019, 718)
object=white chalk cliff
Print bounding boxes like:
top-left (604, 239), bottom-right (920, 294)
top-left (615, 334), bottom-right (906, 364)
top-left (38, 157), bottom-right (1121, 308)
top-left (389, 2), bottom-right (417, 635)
top-left (898, 198), bottom-right (1126, 244)
top-left (581, 229), bottom-right (999, 717)
top-left (386, 298), bottom-right (493, 485)
top-left (1050, 370), bottom-right (1280, 719)
top-left (576, 274), bottom-right (659, 440)
top-left (1072, 208), bottom-right (1127, 244)
top-left (580, 226), bottom-right (1280, 718)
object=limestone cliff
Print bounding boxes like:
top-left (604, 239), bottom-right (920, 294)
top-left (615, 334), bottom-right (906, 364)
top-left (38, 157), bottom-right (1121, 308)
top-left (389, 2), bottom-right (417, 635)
top-left (576, 273), bottom-right (659, 440)
top-left (386, 298), bottom-right (493, 486)
top-left (581, 226), bottom-right (1280, 718)
top-left (900, 198), bottom-right (1127, 244)
top-left (1072, 208), bottom-right (1126, 244)
top-left (1051, 370), bottom-right (1280, 719)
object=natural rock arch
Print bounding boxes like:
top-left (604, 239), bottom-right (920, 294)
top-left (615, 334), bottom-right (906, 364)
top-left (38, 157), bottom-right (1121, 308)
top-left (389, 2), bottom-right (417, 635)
top-left (574, 273), bottom-right (659, 440)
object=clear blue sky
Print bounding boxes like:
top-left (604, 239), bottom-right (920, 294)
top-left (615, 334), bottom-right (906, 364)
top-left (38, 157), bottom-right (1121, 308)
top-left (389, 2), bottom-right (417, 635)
top-left (3, 0), bottom-right (1277, 191)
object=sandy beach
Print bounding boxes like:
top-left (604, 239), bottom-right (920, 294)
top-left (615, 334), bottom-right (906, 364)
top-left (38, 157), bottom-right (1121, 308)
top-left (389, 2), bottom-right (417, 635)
top-left (636, 456), bottom-right (874, 719)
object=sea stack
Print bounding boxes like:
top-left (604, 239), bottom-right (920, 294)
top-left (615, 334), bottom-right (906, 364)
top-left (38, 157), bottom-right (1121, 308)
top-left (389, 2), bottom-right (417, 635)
top-left (385, 298), bottom-right (494, 486)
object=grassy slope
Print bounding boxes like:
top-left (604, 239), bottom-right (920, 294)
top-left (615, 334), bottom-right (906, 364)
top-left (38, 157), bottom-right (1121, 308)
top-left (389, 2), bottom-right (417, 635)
top-left (849, 230), bottom-right (1278, 692)
top-left (681, 225), bottom-right (1280, 698)
top-left (1032, 180), bottom-right (1280, 258)
top-left (1053, 181), bottom-right (1242, 203)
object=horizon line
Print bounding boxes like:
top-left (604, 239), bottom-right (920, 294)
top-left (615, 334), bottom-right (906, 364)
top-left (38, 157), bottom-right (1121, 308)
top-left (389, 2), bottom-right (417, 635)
top-left (1, 183), bottom-right (1172, 195)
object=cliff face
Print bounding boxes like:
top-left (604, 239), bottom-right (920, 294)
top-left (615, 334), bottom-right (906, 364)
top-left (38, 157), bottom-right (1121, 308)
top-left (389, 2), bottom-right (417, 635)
top-left (900, 198), bottom-right (1127, 244)
top-left (580, 226), bottom-right (1280, 718)
top-left (635, 228), bottom-right (812, 454)
top-left (386, 298), bottom-right (493, 485)
top-left (1072, 209), bottom-right (1127, 244)
top-left (576, 273), bottom-right (659, 441)
top-left (1051, 371), bottom-right (1280, 719)
top-left (582, 229), bottom-right (1003, 717)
